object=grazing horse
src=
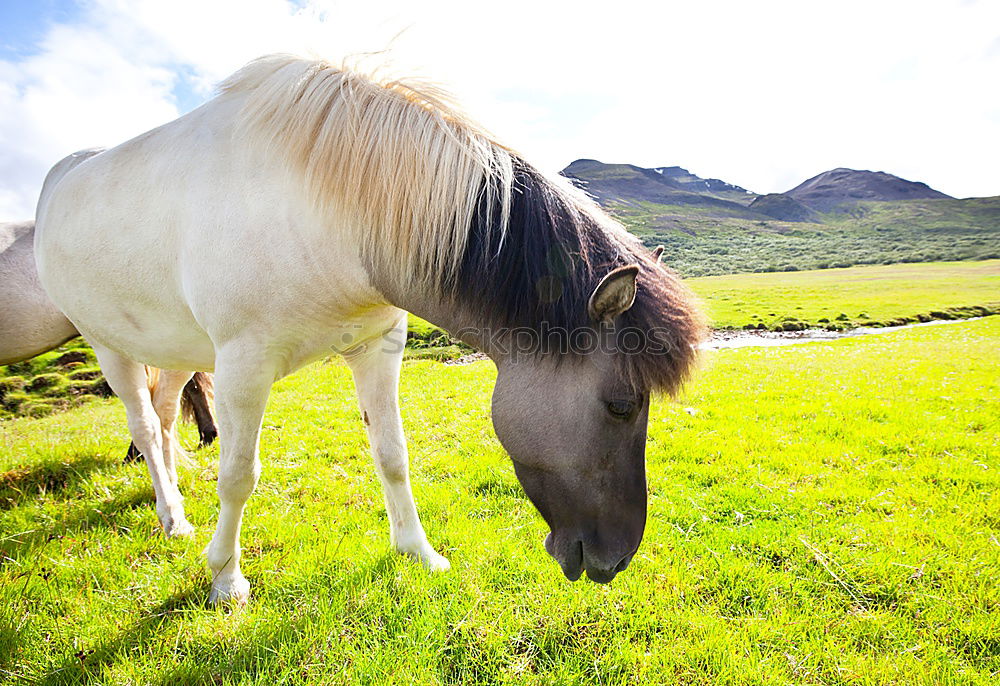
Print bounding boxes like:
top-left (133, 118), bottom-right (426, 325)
top-left (1, 213), bottom-right (218, 454)
top-left (35, 55), bottom-right (705, 604)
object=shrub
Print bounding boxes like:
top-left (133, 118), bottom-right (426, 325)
top-left (26, 373), bottom-right (63, 392)
top-left (403, 345), bottom-right (466, 362)
top-left (0, 376), bottom-right (26, 399)
top-left (67, 368), bottom-right (102, 381)
top-left (21, 401), bottom-right (57, 418)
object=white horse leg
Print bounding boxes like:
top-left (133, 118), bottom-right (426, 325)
top-left (91, 346), bottom-right (193, 536)
top-left (205, 350), bottom-right (273, 605)
top-left (151, 369), bottom-right (194, 487)
top-left (347, 320), bottom-right (449, 572)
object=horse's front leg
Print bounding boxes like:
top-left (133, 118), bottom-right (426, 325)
top-left (347, 317), bottom-right (449, 572)
top-left (205, 347), bottom-right (274, 605)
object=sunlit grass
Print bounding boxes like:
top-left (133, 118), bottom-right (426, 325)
top-left (1, 316), bottom-right (998, 684)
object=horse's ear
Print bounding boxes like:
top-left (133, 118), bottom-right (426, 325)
top-left (652, 246), bottom-right (664, 263)
top-left (588, 264), bottom-right (639, 324)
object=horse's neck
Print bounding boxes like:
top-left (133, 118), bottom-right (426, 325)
top-left (387, 287), bottom-right (492, 354)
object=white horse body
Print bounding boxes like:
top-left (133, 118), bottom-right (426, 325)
top-left (36, 65), bottom-right (447, 603)
top-left (37, 103), bottom-right (395, 377)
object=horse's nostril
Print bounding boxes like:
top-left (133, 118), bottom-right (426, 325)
top-left (614, 554), bottom-right (632, 573)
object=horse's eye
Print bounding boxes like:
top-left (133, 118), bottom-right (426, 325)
top-left (607, 399), bottom-right (635, 419)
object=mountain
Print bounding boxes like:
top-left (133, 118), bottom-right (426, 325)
top-left (557, 159), bottom-right (999, 277)
top-left (560, 160), bottom-right (761, 217)
top-left (645, 165), bottom-right (756, 205)
top-left (785, 168), bottom-right (952, 212)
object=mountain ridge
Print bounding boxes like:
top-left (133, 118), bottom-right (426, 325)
top-left (557, 159), bottom-right (999, 277)
top-left (561, 159), bottom-right (966, 213)
top-left (785, 167), bottom-right (953, 212)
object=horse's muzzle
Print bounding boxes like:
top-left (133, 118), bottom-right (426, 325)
top-left (544, 532), bottom-right (634, 584)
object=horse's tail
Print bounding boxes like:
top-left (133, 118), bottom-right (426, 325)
top-left (181, 372), bottom-right (218, 448)
top-left (145, 365), bottom-right (161, 399)
top-left (180, 372), bottom-right (214, 423)
top-left (146, 367), bottom-right (215, 427)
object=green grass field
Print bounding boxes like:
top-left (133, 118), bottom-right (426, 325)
top-left (687, 259), bottom-right (1000, 330)
top-left (2, 315), bottom-right (998, 684)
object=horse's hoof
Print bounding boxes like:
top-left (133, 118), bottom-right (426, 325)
top-left (414, 546), bottom-right (450, 572)
top-left (209, 574), bottom-right (250, 606)
top-left (424, 551), bottom-right (451, 572)
top-left (162, 516), bottom-right (195, 538)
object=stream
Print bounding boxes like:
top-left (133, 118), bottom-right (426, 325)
top-left (701, 316), bottom-right (985, 350)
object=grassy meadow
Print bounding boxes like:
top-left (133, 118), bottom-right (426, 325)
top-left (2, 312), bottom-right (999, 683)
top-left (688, 259), bottom-right (1000, 330)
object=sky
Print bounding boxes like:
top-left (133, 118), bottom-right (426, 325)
top-left (1, 0), bottom-right (998, 218)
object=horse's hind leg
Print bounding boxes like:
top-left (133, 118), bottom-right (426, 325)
top-left (151, 369), bottom-right (195, 487)
top-left (346, 317), bottom-right (449, 572)
top-left (90, 346), bottom-right (193, 537)
top-left (205, 347), bottom-right (274, 604)
top-left (124, 369), bottom-right (195, 479)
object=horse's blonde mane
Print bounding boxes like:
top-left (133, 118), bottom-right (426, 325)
top-left (219, 54), bottom-right (705, 393)
top-left (219, 54), bottom-right (514, 287)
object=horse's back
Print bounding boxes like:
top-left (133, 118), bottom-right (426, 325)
top-left (0, 220), bottom-right (79, 364)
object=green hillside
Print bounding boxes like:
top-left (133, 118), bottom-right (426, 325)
top-left (564, 160), bottom-right (1000, 277)
top-left (610, 197), bottom-right (1000, 277)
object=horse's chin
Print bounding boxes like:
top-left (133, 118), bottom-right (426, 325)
top-left (544, 532), bottom-right (583, 582)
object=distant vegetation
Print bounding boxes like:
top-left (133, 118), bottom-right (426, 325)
top-left (563, 160), bottom-right (1000, 277)
top-left (0, 339), bottom-right (111, 420)
top-left (612, 197), bottom-right (1000, 277)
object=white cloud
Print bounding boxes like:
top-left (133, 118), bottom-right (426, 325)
top-left (1, 0), bottom-right (998, 218)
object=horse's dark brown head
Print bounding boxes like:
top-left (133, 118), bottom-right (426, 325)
top-left (491, 266), bottom-right (659, 583)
